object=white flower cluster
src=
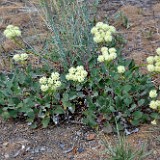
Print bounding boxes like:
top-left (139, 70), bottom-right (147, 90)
top-left (97, 47), bottom-right (117, 62)
top-left (4, 25), bottom-right (21, 39)
top-left (147, 47), bottom-right (160, 72)
top-left (91, 22), bottom-right (116, 43)
top-left (39, 72), bottom-right (61, 92)
top-left (13, 53), bottom-right (28, 62)
top-left (117, 65), bottom-right (125, 73)
top-left (149, 100), bottom-right (160, 110)
top-left (149, 90), bottom-right (157, 98)
top-left (149, 89), bottom-right (160, 125)
top-left (66, 66), bottom-right (88, 83)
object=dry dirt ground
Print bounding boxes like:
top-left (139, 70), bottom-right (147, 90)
top-left (0, 0), bottom-right (160, 159)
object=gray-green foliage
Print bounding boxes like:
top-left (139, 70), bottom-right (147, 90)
top-left (40, 0), bottom-right (96, 66)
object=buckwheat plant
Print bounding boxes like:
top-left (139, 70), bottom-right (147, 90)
top-left (0, 18), bottom-right (159, 129)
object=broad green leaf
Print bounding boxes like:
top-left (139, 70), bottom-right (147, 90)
top-left (42, 116), bottom-right (50, 128)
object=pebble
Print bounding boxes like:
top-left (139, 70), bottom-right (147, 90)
top-left (86, 133), bottom-right (96, 141)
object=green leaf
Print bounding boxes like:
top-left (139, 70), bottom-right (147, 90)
top-left (54, 105), bottom-right (64, 114)
top-left (124, 97), bottom-right (132, 106)
top-left (129, 104), bottom-right (137, 111)
top-left (133, 111), bottom-right (143, 120)
top-left (62, 100), bottom-right (72, 108)
top-left (138, 99), bottom-right (145, 106)
top-left (2, 111), bottom-right (10, 120)
top-left (123, 85), bottom-right (132, 93)
top-left (131, 119), bottom-right (139, 126)
top-left (68, 91), bottom-right (77, 100)
top-left (42, 116), bottom-right (50, 128)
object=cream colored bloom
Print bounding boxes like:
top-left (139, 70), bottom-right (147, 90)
top-left (156, 47), bottom-right (160, 55)
top-left (155, 66), bottom-right (160, 72)
top-left (48, 77), bottom-right (54, 85)
top-left (13, 53), bottom-right (28, 62)
top-left (76, 66), bottom-right (84, 71)
top-left (101, 47), bottom-right (108, 54)
top-left (51, 72), bottom-right (60, 80)
top-left (69, 67), bottom-right (76, 74)
top-left (151, 119), bottom-right (157, 125)
top-left (104, 35), bottom-right (112, 42)
top-left (93, 35), bottom-right (103, 43)
top-left (146, 56), bottom-right (154, 64)
top-left (20, 53), bottom-right (28, 61)
top-left (109, 52), bottom-right (117, 60)
top-left (149, 90), bottom-right (157, 98)
top-left (66, 66), bottom-right (87, 82)
top-left (77, 76), bottom-right (85, 82)
top-left (54, 81), bottom-right (61, 88)
top-left (4, 25), bottom-right (21, 39)
top-left (117, 66), bottom-right (125, 73)
top-left (149, 100), bottom-right (157, 110)
top-left (39, 71), bottom-right (61, 92)
top-left (91, 27), bottom-right (98, 34)
top-left (39, 77), bottom-right (47, 84)
top-left (147, 64), bottom-right (155, 72)
top-left (41, 85), bottom-right (49, 92)
top-left (97, 55), bottom-right (105, 62)
top-left (109, 48), bottom-right (116, 54)
top-left (13, 54), bottom-right (20, 62)
top-left (101, 24), bottom-right (109, 30)
top-left (96, 22), bottom-right (104, 28)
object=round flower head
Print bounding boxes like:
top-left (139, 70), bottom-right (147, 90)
top-left (66, 66), bottom-right (87, 82)
top-left (101, 24), bottom-right (109, 30)
top-left (149, 100), bottom-right (157, 110)
top-left (48, 77), bottom-right (54, 85)
top-left (76, 66), bottom-right (84, 71)
top-left (77, 76), bottom-right (85, 83)
top-left (151, 119), bottom-right (157, 125)
top-left (155, 66), bottom-right (160, 72)
top-left (146, 56), bottom-right (154, 64)
top-left (149, 90), bottom-right (157, 98)
top-left (154, 56), bottom-right (159, 61)
top-left (13, 53), bottom-right (28, 62)
top-left (97, 55), bottom-right (105, 62)
top-left (51, 72), bottom-right (60, 81)
top-left (117, 66), bottom-right (125, 73)
top-left (96, 22), bottom-right (104, 28)
top-left (93, 35), bottom-right (103, 43)
top-left (109, 52), bottom-right (117, 60)
top-left (13, 54), bottom-right (20, 62)
top-left (69, 67), bottom-right (76, 74)
top-left (101, 47), bottom-right (108, 54)
top-left (20, 53), bottom-right (28, 61)
top-left (156, 47), bottom-right (160, 55)
top-left (91, 27), bottom-right (98, 34)
top-left (41, 85), bottom-right (49, 92)
top-left (109, 48), bottom-right (116, 54)
top-left (4, 25), bottom-right (21, 39)
top-left (39, 76), bottom-right (47, 84)
top-left (104, 35), bottom-right (112, 42)
top-left (147, 64), bottom-right (155, 72)
top-left (54, 81), bottom-right (61, 88)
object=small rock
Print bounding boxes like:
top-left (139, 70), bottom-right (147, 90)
top-left (59, 142), bottom-right (65, 150)
top-left (86, 133), bottom-right (96, 141)
top-left (3, 142), bottom-right (9, 147)
top-left (77, 147), bottom-right (85, 153)
top-left (102, 124), bottom-right (113, 134)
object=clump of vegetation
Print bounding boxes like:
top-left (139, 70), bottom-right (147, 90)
top-left (102, 134), bottom-right (150, 160)
top-left (0, 0), bottom-right (159, 129)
